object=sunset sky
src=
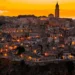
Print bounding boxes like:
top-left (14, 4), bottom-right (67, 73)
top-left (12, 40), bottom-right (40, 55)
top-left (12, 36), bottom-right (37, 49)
top-left (0, 0), bottom-right (75, 18)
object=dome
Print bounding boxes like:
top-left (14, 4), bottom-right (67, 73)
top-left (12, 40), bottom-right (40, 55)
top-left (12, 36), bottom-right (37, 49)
top-left (48, 14), bottom-right (54, 18)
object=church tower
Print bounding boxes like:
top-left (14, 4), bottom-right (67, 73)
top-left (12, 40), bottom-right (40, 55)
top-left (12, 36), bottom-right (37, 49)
top-left (55, 2), bottom-right (59, 18)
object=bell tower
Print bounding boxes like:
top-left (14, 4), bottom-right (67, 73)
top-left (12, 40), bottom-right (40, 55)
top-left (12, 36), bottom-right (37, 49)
top-left (55, 2), bottom-right (59, 18)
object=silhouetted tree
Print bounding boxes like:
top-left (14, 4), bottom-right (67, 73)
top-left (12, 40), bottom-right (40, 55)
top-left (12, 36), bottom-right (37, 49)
top-left (17, 15), bottom-right (37, 18)
top-left (16, 46), bottom-right (25, 55)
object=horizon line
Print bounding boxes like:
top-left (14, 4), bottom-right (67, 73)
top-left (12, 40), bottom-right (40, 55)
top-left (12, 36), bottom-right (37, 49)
top-left (0, 14), bottom-right (74, 19)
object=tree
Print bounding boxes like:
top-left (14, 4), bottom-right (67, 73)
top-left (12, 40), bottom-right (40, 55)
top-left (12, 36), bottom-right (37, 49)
top-left (16, 46), bottom-right (25, 55)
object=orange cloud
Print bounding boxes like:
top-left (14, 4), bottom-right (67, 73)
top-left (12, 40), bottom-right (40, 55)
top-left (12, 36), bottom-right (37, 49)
top-left (0, 10), bottom-right (8, 14)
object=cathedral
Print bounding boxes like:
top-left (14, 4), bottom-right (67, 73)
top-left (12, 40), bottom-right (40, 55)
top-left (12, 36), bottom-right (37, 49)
top-left (40, 2), bottom-right (60, 19)
top-left (48, 2), bottom-right (60, 18)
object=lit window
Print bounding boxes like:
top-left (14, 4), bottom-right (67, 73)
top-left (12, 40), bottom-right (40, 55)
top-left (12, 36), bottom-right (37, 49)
top-left (33, 50), bottom-right (37, 54)
top-left (27, 37), bottom-right (31, 40)
top-left (14, 46), bottom-right (17, 49)
top-left (4, 53), bottom-right (8, 57)
top-left (60, 34), bottom-right (63, 37)
top-left (9, 46), bottom-right (13, 50)
top-left (54, 36), bottom-right (57, 40)
top-left (0, 49), bottom-right (3, 52)
top-left (53, 47), bottom-right (56, 50)
top-left (72, 41), bottom-right (75, 45)
top-left (5, 49), bottom-right (8, 52)
top-left (20, 54), bottom-right (24, 58)
top-left (44, 52), bottom-right (49, 56)
top-left (21, 30), bottom-right (23, 32)
top-left (68, 55), bottom-right (74, 59)
top-left (17, 30), bottom-right (19, 32)
top-left (17, 39), bottom-right (20, 42)
top-left (5, 45), bottom-right (8, 48)
top-left (28, 56), bottom-right (32, 60)
top-left (21, 43), bottom-right (23, 46)
top-left (62, 56), bottom-right (65, 59)
top-left (61, 44), bottom-right (65, 48)
top-left (1, 38), bottom-right (5, 41)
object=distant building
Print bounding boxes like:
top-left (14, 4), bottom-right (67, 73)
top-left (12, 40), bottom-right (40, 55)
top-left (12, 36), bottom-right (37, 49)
top-left (55, 2), bottom-right (59, 18)
top-left (39, 16), bottom-right (48, 21)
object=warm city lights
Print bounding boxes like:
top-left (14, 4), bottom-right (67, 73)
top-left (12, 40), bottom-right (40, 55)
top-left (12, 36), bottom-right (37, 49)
top-left (0, 1), bottom-right (75, 75)
top-left (44, 52), bottom-right (49, 56)
top-left (9, 46), bottom-right (13, 50)
top-left (33, 50), bottom-right (37, 54)
top-left (69, 54), bottom-right (74, 59)
top-left (4, 53), bottom-right (8, 57)
top-left (28, 56), bottom-right (32, 60)
top-left (27, 37), bottom-right (31, 40)
top-left (72, 41), bottom-right (75, 45)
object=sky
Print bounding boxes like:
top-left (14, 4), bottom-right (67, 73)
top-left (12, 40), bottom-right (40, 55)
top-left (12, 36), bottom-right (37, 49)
top-left (0, 0), bottom-right (75, 18)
